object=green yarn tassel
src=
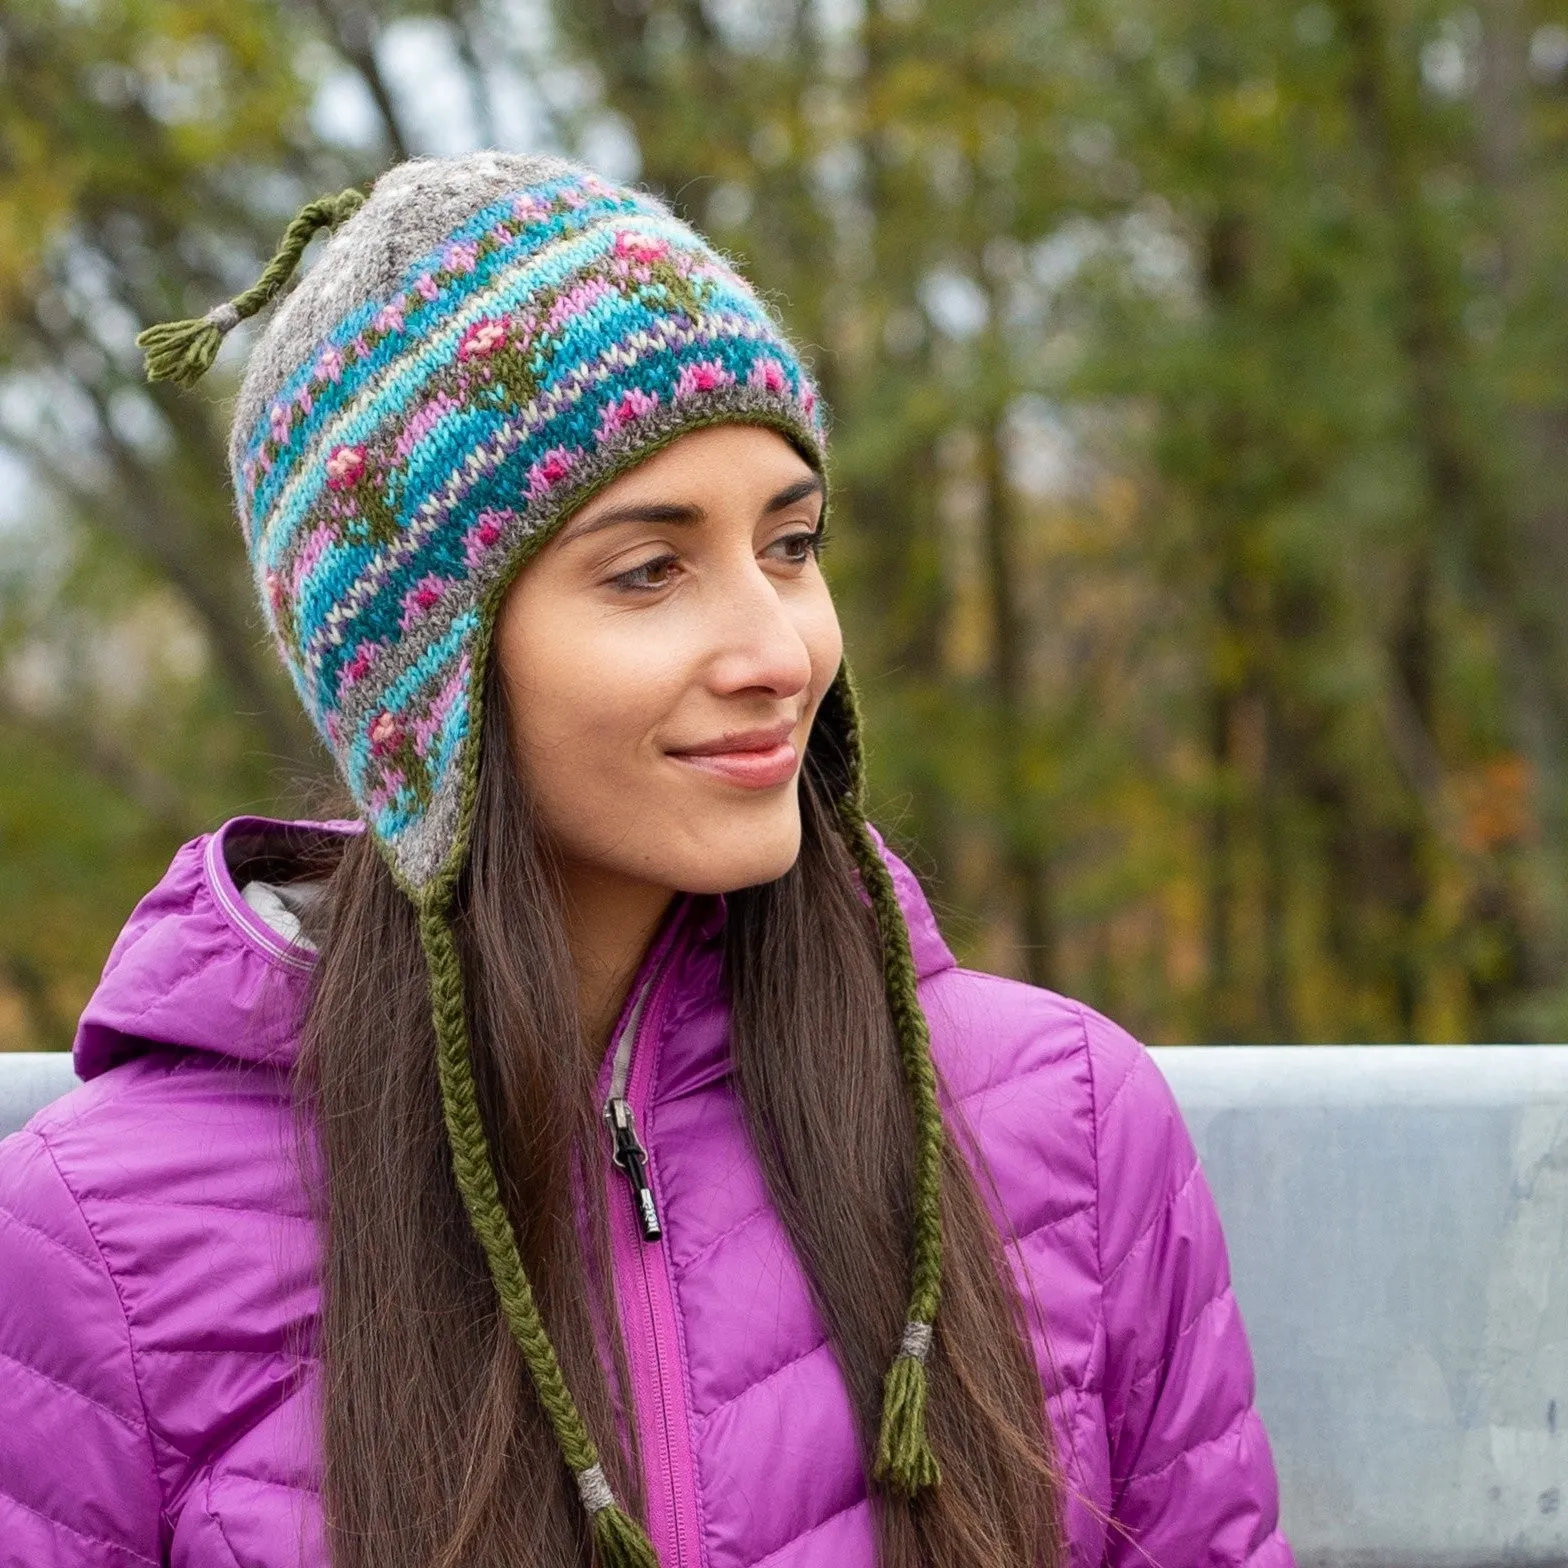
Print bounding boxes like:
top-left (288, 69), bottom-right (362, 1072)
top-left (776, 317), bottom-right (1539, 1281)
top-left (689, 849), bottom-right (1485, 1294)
top-left (136, 310), bottom-right (232, 388)
top-left (590, 1500), bottom-right (661, 1568)
top-left (419, 905), bottom-right (658, 1566)
top-left (875, 1338), bottom-right (941, 1496)
top-left (137, 186), bottom-right (366, 386)
top-left (834, 788), bottom-right (946, 1501)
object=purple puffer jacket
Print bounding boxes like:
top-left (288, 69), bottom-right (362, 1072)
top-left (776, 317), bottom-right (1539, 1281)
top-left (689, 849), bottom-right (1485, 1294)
top-left (0, 814), bottom-right (1292, 1568)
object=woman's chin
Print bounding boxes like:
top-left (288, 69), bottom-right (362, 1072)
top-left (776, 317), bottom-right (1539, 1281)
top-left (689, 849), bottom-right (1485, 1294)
top-left (666, 810), bottom-right (804, 895)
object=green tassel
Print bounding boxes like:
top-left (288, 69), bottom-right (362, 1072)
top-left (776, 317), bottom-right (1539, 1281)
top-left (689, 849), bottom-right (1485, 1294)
top-left (136, 312), bottom-right (231, 387)
top-left (589, 1502), bottom-right (661, 1568)
top-left (874, 1347), bottom-right (941, 1496)
top-left (136, 186), bottom-right (366, 387)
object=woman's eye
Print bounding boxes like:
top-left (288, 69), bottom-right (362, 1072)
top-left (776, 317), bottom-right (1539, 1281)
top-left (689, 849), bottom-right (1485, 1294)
top-left (610, 553), bottom-right (679, 592)
top-left (769, 530), bottom-right (825, 565)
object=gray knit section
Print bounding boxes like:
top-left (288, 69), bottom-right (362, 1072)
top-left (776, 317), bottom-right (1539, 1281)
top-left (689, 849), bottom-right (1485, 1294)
top-left (227, 151), bottom-right (584, 477)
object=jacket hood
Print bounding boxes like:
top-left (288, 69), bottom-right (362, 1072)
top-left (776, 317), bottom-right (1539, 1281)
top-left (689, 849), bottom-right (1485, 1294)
top-left (72, 813), bottom-right (957, 1082)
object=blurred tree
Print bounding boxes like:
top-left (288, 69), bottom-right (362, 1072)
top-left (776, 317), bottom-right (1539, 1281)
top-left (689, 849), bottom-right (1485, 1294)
top-left (3, 0), bottom-right (1567, 1048)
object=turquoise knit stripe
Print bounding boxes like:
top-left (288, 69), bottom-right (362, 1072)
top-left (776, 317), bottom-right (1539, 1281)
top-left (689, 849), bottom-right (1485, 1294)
top-left (240, 198), bottom-right (793, 542)
top-left (236, 173), bottom-right (657, 498)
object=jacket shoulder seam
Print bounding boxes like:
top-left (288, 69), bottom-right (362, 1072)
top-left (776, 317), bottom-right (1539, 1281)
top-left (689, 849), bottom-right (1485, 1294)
top-left (33, 1131), bottom-right (172, 1504)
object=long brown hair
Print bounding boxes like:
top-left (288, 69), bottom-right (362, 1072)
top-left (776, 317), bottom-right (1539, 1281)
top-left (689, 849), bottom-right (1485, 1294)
top-left (293, 655), bottom-right (1065, 1567)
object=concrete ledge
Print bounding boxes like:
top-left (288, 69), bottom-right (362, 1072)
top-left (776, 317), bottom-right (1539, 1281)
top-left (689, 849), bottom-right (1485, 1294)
top-left (1, 1051), bottom-right (79, 1139)
top-left (4, 1045), bottom-right (1566, 1565)
top-left (1151, 1046), bottom-right (1568, 1568)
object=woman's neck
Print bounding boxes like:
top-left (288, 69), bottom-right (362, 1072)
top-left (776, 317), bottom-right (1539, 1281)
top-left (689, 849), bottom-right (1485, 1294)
top-left (557, 862), bottom-right (677, 1062)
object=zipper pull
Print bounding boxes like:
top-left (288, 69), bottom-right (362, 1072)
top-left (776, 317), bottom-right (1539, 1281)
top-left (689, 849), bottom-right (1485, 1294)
top-left (606, 1097), bottom-right (662, 1242)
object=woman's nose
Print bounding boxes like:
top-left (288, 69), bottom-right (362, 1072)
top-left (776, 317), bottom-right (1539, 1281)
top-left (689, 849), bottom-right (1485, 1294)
top-left (704, 557), bottom-right (814, 698)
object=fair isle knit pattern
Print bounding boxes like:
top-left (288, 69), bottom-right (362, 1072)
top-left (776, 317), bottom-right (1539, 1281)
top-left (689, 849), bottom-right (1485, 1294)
top-left (230, 154), bottom-right (828, 900)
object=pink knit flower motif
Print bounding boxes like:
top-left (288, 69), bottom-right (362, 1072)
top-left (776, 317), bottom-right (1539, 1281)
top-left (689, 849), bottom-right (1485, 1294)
top-left (748, 357), bottom-right (789, 396)
top-left (615, 231), bottom-right (669, 265)
top-left (337, 640), bottom-right (382, 697)
top-left (373, 295), bottom-right (407, 334)
top-left (415, 273), bottom-right (440, 302)
top-left (262, 568), bottom-right (287, 621)
top-left (398, 573), bottom-right (449, 631)
top-left (293, 384), bottom-right (315, 418)
top-left (313, 344), bottom-right (344, 384)
top-left (597, 387), bottom-right (660, 443)
top-left (442, 239), bottom-right (479, 275)
top-left (325, 444), bottom-right (366, 491)
top-left (268, 402), bottom-right (291, 445)
top-left (526, 446), bottom-right (579, 500)
top-left (458, 317), bottom-right (510, 360)
top-left (512, 192), bottom-right (550, 224)
top-left (463, 507), bottom-right (514, 569)
top-left (675, 359), bottom-right (736, 400)
top-left (368, 710), bottom-right (402, 759)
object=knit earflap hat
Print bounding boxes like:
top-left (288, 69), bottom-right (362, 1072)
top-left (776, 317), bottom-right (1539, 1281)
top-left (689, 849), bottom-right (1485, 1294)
top-left (140, 151), bottom-right (945, 1560)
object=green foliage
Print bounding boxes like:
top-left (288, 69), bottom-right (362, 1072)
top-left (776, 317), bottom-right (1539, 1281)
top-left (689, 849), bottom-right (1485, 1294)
top-left (3, 0), bottom-right (1567, 1047)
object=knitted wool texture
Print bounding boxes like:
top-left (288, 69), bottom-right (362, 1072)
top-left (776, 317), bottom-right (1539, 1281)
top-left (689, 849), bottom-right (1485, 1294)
top-left (229, 151), bottom-right (829, 902)
top-left (207, 150), bottom-right (945, 1544)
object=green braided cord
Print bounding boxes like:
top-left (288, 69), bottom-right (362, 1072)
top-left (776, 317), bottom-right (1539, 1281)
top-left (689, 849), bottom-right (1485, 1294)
top-left (136, 187), bottom-right (366, 387)
top-left (418, 905), bottom-right (657, 1565)
top-left (834, 806), bottom-right (944, 1321)
top-left (834, 800), bottom-right (946, 1495)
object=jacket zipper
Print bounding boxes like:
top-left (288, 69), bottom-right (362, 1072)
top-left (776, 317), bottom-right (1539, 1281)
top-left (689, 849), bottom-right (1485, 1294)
top-left (602, 919), bottom-right (702, 1568)
top-left (605, 981), bottom-right (662, 1242)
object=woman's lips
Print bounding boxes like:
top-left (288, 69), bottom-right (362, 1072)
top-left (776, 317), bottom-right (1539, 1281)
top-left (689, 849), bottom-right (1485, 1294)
top-left (667, 732), bottom-right (800, 789)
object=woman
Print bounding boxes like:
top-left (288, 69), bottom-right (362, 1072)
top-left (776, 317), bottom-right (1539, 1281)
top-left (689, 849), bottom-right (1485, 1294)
top-left (0, 152), bottom-right (1291, 1568)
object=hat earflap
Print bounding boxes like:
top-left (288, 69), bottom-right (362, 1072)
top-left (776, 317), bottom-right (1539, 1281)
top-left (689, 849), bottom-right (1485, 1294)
top-left (419, 902), bottom-right (658, 1568)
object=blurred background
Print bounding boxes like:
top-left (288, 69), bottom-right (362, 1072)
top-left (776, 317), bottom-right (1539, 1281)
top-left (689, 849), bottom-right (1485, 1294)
top-left (1, 0), bottom-right (1566, 1050)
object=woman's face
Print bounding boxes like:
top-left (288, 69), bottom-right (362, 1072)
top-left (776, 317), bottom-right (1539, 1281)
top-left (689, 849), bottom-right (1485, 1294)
top-left (495, 423), bottom-right (843, 898)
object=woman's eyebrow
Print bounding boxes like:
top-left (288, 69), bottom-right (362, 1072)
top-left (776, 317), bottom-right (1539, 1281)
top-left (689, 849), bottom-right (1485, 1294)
top-left (564, 473), bottom-right (824, 542)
